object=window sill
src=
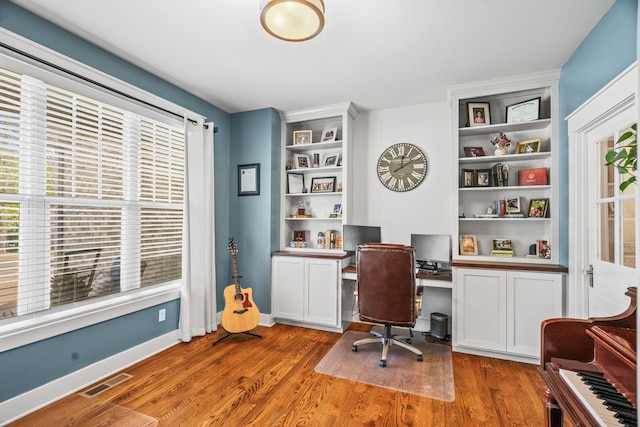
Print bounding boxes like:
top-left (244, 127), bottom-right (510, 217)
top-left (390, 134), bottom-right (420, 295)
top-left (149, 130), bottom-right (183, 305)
top-left (0, 282), bottom-right (181, 352)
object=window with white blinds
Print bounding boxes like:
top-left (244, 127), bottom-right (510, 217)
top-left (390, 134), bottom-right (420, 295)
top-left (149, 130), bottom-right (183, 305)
top-left (0, 64), bottom-right (184, 319)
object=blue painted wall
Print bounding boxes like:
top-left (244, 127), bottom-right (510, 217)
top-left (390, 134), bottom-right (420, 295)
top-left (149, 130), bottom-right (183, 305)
top-left (557, 0), bottom-right (638, 266)
top-left (0, 300), bottom-right (179, 401)
top-left (227, 108), bottom-right (281, 313)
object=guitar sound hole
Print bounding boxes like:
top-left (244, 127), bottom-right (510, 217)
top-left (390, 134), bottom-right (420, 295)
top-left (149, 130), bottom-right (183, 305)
top-left (234, 293), bottom-right (244, 302)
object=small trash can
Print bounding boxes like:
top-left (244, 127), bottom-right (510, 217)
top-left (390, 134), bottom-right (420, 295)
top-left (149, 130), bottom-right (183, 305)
top-left (430, 312), bottom-right (448, 340)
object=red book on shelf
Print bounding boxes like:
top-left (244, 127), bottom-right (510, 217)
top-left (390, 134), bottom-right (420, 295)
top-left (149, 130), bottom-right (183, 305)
top-left (518, 168), bottom-right (548, 186)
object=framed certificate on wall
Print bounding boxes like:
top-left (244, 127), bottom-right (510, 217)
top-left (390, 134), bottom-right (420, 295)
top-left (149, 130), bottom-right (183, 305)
top-left (238, 163), bottom-right (260, 196)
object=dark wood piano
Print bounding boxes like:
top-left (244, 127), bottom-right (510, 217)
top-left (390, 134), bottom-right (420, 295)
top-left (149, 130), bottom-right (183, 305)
top-left (539, 286), bottom-right (637, 427)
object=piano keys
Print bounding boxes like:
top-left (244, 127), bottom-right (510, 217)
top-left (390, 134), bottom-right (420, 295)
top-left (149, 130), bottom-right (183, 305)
top-left (559, 369), bottom-right (636, 426)
top-left (539, 287), bottom-right (637, 427)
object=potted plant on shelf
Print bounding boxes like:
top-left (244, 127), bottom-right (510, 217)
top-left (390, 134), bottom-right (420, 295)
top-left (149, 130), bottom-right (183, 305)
top-left (605, 123), bottom-right (636, 191)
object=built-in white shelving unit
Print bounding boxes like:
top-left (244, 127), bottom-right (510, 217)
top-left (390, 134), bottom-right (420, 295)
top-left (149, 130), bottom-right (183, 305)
top-left (450, 76), bottom-right (560, 264)
top-left (278, 103), bottom-right (358, 253)
top-left (448, 72), bottom-right (566, 363)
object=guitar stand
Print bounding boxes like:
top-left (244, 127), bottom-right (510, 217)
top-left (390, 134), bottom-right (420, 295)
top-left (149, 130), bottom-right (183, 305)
top-left (212, 330), bottom-right (262, 346)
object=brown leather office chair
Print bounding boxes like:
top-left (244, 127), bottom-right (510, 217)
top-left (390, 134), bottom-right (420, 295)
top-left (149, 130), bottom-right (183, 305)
top-left (351, 243), bottom-right (423, 367)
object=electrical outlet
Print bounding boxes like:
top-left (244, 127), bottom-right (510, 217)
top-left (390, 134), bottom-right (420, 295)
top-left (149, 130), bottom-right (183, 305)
top-left (158, 308), bottom-right (166, 322)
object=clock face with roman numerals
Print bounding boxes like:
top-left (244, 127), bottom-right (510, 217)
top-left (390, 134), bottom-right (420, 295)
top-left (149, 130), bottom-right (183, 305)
top-left (376, 143), bottom-right (427, 192)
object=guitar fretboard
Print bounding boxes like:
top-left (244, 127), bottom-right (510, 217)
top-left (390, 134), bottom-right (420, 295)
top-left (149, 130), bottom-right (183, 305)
top-left (229, 242), bottom-right (241, 293)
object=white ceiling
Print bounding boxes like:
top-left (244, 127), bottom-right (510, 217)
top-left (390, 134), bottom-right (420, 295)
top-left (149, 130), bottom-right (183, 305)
top-left (11, 0), bottom-right (615, 114)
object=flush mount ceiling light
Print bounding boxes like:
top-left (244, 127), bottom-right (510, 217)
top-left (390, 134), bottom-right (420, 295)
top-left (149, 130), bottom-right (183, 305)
top-left (260, 0), bottom-right (325, 42)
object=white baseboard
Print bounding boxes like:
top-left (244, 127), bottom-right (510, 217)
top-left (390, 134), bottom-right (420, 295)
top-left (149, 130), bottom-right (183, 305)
top-left (0, 330), bottom-right (180, 425)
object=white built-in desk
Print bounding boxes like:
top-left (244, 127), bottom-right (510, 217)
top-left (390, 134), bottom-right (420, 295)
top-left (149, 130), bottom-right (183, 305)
top-left (341, 265), bottom-right (453, 336)
top-left (341, 265), bottom-right (452, 286)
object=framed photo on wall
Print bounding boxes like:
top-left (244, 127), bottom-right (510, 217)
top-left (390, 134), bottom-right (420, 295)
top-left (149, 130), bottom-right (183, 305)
top-left (467, 102), bottom-right (491, 127)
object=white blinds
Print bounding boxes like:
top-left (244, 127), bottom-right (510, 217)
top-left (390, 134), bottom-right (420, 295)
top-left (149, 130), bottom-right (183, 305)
top-left (0, 63), bottom-right (185, 318)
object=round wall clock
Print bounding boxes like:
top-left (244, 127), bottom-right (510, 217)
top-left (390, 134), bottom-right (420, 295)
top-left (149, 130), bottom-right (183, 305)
top-left (376, 143), bottom-right (427, 192)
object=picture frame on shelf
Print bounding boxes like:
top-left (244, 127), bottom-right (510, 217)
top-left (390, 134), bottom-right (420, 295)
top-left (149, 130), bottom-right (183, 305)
top-left (330, 203), bottom-right (342, 218)
top-left (461, 169), bottom-right (475, 187)
top-left (528, 198), bottom-right (549, 218)
top-left (505, 196), bottom-right (520, 213)
top-left (310, 176), bottom-right (336, 193)
top-left (321, 127), bottom-right (337, 142)
top-left (538, 240), bottom-right (551, 259)
top-left (467, 102), bottom-right (491, 127)
top-left (460, 234), bottom-right (478, 256)
top-left (237, 163), bottom-right (260, 196)
top-left (492, 238), bottom-right (512, 251)
top-left (515, 138), bottom-right (541, 154)
top-left (294, 153), bottom-right (310, 169)
top-left (293, 230), bottom-right (306, 241)
top-left (293, 130), bottom-right (312, 145)
top-left (463, 146), bottom-right (486, 157)
top-left (323, 151), bottom-right (340, 167)
top-left (287, 173), bottom-right (305, 194)
top-left (475, 169), bottom-right (491, 187)
top-left (506, 97), bottom-right (540, 123)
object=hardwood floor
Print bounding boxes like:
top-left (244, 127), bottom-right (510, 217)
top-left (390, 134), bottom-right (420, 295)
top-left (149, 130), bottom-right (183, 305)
top-left (11, 323), bottom-right (561, 426)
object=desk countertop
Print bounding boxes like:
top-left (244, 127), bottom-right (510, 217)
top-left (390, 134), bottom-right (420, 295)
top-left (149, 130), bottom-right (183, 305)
top-left (341, 265), bottom-right (452, 282)
top-left (272, 250), bottom-right (352, 260)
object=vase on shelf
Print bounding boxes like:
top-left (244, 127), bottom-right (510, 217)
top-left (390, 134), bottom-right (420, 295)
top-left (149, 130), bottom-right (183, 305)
top-left (490, 132), bottom-right (511, 156)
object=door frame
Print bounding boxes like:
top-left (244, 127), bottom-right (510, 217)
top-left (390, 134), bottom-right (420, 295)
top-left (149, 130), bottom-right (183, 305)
top-left (567, 62), bottom-right (638, 318)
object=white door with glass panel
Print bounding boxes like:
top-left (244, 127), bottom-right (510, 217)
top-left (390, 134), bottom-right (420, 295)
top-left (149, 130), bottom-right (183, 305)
top-left (568, 64), bottom-right (637, 319)
top-left (587, 109), bottom-right (636, 317)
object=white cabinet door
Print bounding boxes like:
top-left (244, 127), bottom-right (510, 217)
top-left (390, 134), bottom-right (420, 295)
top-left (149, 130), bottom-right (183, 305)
top-left (455, 268), bottom-right (507, 352)
top-left (271, 256), bottom-right (304, 321)
top-left (507, 271), bottom-right (563, 356)
top-left (305, 258), bottom-right (339, 326)
top-left (272, 256), bottom-right (340, 327)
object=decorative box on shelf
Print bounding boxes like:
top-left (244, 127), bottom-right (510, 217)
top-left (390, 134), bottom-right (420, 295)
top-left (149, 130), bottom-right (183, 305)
top-left (518, 167), bottom-right (548, 186)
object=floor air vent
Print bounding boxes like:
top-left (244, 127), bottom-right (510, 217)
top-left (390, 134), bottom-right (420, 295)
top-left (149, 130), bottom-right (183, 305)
top-left (80, 373), bottom-right (133, 398)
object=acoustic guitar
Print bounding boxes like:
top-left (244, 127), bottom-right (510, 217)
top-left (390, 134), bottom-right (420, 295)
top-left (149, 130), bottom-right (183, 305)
top-left (220, 239), bottom-right (260, 333)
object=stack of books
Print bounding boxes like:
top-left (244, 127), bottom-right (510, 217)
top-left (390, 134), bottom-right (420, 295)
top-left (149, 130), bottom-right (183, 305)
top-left (503, 212), bottom-right (525, 218)
top-left (493, 201), bottom-right (525, 218)
top-left (492, 163), bottom-right (509, 187)
top-left (491, 249), bottom-right (514, 257)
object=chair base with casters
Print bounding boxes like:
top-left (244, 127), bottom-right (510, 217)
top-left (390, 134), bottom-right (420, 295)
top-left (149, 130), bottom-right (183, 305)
top-left (351, 324), bottom-right (423, 367)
